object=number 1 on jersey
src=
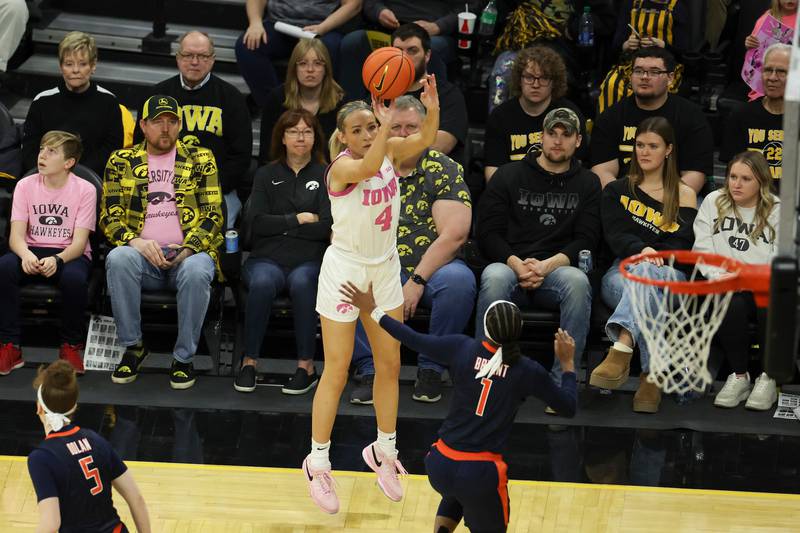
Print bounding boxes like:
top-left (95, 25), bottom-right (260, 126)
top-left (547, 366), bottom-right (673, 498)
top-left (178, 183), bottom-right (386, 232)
top-left (475, 378), bottom-right (493, 417)
top-left (78, 455), bottom-right (103, 496)
top-left (374, 205), bottom-right (392, 231)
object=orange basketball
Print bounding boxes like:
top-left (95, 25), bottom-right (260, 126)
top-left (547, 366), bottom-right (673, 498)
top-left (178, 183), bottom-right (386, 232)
top-left (362, 47), bottom-right (415, 100)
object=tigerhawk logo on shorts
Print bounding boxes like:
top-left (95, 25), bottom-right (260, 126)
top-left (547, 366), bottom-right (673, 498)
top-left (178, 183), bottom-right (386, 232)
top-left (336, 303), bottom-right (354, 314)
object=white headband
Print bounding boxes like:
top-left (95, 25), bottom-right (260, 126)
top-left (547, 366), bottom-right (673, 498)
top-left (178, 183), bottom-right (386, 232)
top-left (37, 384), bottom-right (76, 433)
top-left (475, 300), bottom-right (515, 379)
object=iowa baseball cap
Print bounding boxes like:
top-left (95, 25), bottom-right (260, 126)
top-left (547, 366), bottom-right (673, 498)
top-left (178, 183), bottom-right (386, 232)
top-left (142, 95), bottom-right (181, 120)
top-left (543, 107), bottom-right (580, 135)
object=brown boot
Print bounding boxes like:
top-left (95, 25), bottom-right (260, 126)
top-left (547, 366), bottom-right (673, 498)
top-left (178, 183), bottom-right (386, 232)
top-left (589, 347), bottom-right (632, 389)
top-left (633, 373), bottom-right (661, 413)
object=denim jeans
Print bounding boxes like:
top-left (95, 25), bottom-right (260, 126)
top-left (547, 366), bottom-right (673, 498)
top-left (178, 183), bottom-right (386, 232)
top-left (474, 262), bottom-right (592, 385)
top-left (337, 30), bottom-right (452, 101)
top-left (234, 20), bottom-right (343, 106)
top-left (105, 246), bottom-right (215, 363)
top-left (224, 191), bottom-right (242, 230)
top-left (242, 257), bottom-right (320, 360)
top-left (602, 260), bottom-right (686, 373)
top-left (352, 259), bottom-right (476, 375)
top-left (0, 248), bottom-right (91, 344)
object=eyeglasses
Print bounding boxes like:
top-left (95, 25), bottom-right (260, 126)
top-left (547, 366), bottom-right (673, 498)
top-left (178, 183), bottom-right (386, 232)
top-left (521, 73), bottom-right (552, 86)
top-left (632, 68), bottom-right (669, 78)
top-left (763, 67), bottom-right (788, 79)
top-left (285, 128), bottom-right (314, 138)
top-left (297, 60), bottom-right (326, 70)
top-left (177, 52), bottom-right (214, 62)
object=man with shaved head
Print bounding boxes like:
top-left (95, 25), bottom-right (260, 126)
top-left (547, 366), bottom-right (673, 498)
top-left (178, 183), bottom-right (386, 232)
top-left (138, 31), bottom-right (252, 227)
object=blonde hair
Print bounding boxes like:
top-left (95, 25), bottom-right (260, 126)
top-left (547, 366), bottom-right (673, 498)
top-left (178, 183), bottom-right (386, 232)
top-left (285, 39), bottom-right (344, 114)
top-left (328, 100), bottom-right (372, 160)
top-left (627, 117), bottom-right (682, 229)
top-left (714, 151), bottom-right (777, 244)
top-left (58, 31), bottom-right (98, 64)
top-left (41, 130), bottom-right (83, 168)
top-left (772, 0), bottom-right (797, 16)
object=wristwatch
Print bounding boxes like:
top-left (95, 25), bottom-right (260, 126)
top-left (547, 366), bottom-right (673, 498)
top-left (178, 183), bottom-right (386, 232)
top-left (410, 273), bottom-right (427, 286)
top-left (54, 255), bottom-right (64, 269)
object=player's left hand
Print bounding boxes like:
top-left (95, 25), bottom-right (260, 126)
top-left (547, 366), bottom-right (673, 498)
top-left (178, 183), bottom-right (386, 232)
top-left (372, 95), bottom-right (397, 126)
top-left (402, 278), bottom-right (424, 320)
top-left (340, 281), bottom-right (377, 313)
top-left (419, 74), bottom-right (439, 111)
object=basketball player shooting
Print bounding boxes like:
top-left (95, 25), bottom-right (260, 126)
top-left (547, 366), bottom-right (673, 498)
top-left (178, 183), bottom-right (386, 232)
top-left (341, 281), bottom-right (577, 532)
top-left (304, 75), bottom-right (439, 514)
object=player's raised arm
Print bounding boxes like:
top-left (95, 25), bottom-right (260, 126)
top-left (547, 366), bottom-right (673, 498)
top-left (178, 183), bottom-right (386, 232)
top-left (386, 74), bottom-right (440, 164)
top-left (340, 281), bottom-right (469, 366)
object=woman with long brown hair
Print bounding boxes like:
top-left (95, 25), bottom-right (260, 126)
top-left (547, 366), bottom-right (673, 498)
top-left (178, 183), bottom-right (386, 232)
top-left (258, 38), bottom-right (344, 164)
top-left (237, 108), bottom-right (331, 395)
top-left (590, 116), bottom-right (697, 413)
top-left (694, 151), bottom-right (780, 410)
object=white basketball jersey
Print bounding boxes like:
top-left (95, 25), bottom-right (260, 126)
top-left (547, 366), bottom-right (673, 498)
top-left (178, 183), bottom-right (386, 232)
top-left (326, 151), bottom-right (400, 264)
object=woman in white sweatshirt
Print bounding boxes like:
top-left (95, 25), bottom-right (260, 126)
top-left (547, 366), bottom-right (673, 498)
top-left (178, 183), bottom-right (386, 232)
top-left (693, 150), bottom-right (780, 411)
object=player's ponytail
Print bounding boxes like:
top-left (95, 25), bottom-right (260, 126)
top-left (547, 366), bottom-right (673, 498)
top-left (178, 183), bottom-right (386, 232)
top-left (33, 360), bottom-right (78, 429)
top-left (476, 301), bottom-right (523, 379)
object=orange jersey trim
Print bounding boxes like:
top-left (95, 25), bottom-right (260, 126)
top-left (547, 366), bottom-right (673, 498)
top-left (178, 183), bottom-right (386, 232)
top-left (45, 426), bottom-right (81, 440)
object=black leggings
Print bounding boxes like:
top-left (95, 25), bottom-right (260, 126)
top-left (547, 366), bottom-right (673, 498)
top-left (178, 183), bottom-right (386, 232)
top-left (712, 291), bottom-right (764, 375)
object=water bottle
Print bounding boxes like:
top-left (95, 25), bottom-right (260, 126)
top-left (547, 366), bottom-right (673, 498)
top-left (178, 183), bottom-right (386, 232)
top-left (478, 0), bottom-right (498, 36)
top-left (578, 6), bottom-right (594, 47)
top-left (578, 250), bottom-right (593, 274)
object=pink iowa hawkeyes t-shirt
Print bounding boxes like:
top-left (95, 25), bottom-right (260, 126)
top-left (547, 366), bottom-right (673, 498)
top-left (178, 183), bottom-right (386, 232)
top-left (140, 149), bottom-right (184, 247)
top-left (10, 172), bottom-right (96, 259)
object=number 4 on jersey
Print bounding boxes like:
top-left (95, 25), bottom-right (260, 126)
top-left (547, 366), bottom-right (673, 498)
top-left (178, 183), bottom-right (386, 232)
top-left (475, 378), bottom-right (493, 417)
top-left (79, 455), bottom-right (103, 496)
top-left (374, 205), bottom-right (392, 231)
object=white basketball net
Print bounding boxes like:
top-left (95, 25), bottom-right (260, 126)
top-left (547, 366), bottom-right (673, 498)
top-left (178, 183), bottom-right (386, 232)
top-left (624, 257), bottom-right (736, 394)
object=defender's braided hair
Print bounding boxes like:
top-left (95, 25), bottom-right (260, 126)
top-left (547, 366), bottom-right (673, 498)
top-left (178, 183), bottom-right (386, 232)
top-left (484, 301), bottom-right (523, 367)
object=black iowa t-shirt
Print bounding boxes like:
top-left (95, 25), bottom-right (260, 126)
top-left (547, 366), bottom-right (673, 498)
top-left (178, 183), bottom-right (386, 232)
top-left (590, 95), bottom-right (713, 179)
top-left (484, 97), bottom-right (589, 167)
top-left (720, 99), bottom-right (783, 181)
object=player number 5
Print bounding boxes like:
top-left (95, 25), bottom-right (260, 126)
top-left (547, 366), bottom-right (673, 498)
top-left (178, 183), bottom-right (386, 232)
top-left (79, 455), bottom-right (103, 496)
top-left (475, 378), bottom-right (493, 417)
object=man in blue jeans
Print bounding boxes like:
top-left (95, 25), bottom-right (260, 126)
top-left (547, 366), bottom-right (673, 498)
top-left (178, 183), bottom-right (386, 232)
top-left (101, 95), bottom-right (224, 390)
top-left (350, 95), bottom-right (475, 404)
top-left (475, 108), bottom-right (601, 407)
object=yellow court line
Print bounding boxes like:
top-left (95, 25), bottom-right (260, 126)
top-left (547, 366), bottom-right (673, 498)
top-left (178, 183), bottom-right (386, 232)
top-left (3, 454), bottom-right (799, 502)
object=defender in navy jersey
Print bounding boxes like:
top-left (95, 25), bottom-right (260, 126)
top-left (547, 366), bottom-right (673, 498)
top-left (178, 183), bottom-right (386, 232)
top-left (27, 360), bottom-right (151, 533)
top-left (341, 282), bottom-right (577, 533)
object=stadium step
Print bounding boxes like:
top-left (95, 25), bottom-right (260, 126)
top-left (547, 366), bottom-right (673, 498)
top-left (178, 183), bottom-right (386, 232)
top-left (32, 12), bottom-right (240, 63)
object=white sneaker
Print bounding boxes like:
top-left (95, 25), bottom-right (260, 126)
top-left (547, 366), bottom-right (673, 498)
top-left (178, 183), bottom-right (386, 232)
top-left (714, 372), bottom-right (751, 408)
top-left (745, 373), bottom-right (777, 411)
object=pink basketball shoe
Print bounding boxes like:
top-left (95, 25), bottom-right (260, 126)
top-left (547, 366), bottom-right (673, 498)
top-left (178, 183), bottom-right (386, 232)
top-left (362, 442), bottom-right (408, 502)
top-left (302, 456), bottom-right (339, 514)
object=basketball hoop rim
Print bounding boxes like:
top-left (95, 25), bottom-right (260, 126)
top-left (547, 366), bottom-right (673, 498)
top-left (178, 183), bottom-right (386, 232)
top-left (619, 250), bottom-right (771, 304)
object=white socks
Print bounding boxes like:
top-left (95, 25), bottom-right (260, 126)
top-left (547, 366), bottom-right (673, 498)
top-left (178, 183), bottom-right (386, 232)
top-left (377, 429), bottom-right (397, 459)
top-left (613, 341), bottom-right (633, 353)
top-left (308, 438), bottom-right (331, 470)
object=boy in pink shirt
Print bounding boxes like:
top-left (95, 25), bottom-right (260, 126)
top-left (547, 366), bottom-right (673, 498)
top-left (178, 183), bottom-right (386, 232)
top-left (0, 130), bottom-right (96, 375)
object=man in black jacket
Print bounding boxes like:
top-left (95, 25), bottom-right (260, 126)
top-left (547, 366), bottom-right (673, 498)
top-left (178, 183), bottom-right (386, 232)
top-left (476, 108), bottom-right (601, 390)
top-left (137, 31), bottom-right (252, 228)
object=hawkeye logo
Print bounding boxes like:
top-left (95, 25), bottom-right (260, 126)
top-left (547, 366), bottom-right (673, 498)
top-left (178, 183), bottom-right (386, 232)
top-left (374, 65), bottom-right (389, 93)
top-left (158, 97), bottom-right (169, 106)
top-left (39, 215), bottom-right (62, 225)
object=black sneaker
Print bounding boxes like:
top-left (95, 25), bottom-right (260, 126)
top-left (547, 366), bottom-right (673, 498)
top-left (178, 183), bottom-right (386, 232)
top-left (234, 364), bottom-right (257, 393)
top-left (413, 369), bottom-right (442, 403)
top-left (282, 367), bottom-right (319, 395)
top-left (349, 373), bottom-right (374, 404)
top-left (170, 359), bottom-right (196, 390)
top-left (111, 343), bottom-right (149, 384)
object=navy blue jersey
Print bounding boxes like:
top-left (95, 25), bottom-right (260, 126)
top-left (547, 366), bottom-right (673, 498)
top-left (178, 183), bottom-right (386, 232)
top-left (380, 315), bottom-right (577, 453)
top-left (27, 424), bottom-right (127, 533)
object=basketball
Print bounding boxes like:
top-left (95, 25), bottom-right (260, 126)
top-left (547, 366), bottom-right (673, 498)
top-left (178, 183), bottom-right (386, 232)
top-left (362, 47), bottom-right (415, 100)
